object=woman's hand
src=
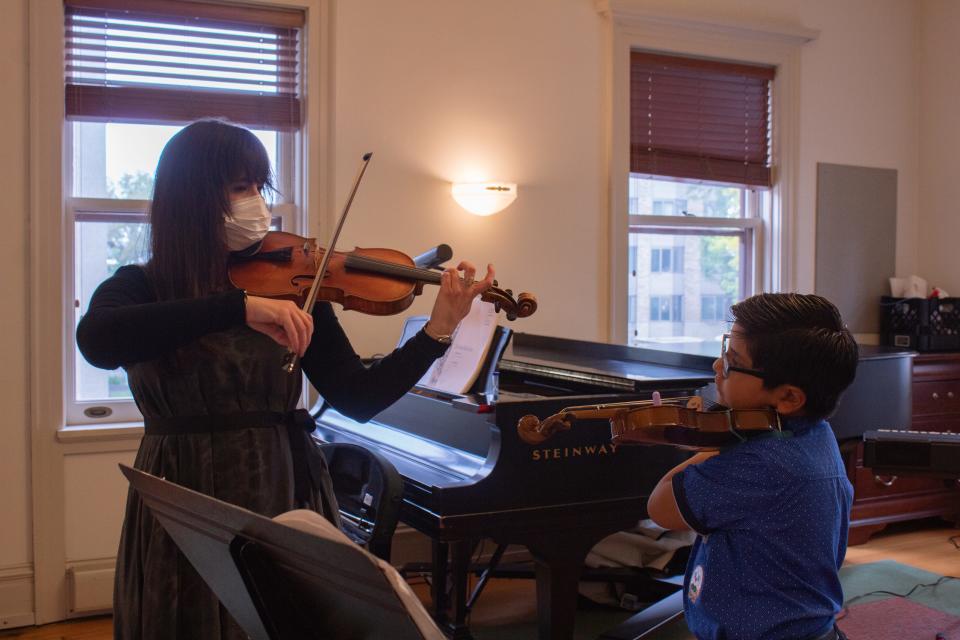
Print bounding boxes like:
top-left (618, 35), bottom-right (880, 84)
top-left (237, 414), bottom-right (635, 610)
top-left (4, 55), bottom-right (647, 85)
top-left (425, 261), bottom-right (495, 338)
top-left (244, 295), bottom-right (314, 356)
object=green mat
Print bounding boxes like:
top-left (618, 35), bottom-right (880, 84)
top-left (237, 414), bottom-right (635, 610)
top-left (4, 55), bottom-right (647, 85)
top-left (470, 561), bottom-right (957, 640)
top-left (839, 560), bottom-right (959, 616)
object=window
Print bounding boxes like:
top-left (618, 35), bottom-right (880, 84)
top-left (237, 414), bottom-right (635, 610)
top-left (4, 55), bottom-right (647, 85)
top-left (651, 247), bottom-right (683, 273)
top-left (65, 0), bottom-right (304, 424)
top-left (626, 52), bottom-right (773, 349)
top-left (652, 199), bottom-right (687, 216)
top-left (701, 294), bottom-right (732, 322)
top-left (650, 295), bottom-right (683, 322)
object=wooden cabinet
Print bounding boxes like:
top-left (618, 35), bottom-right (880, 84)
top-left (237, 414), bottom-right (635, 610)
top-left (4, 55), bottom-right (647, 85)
top-left (846, 352), bottom-right (960, 545)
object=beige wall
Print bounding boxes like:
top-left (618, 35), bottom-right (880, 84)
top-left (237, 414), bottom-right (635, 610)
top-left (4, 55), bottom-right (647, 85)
top-left (330, 0), bottom-right (923, 357)
top-left (1, 0), bottom-right (31, 572)
top-left (919, 0), bottom-right (960, 294)
top-left (328, 0), bottom-right (608, 353)
top-left (3, 0), bottom-right (953, 625)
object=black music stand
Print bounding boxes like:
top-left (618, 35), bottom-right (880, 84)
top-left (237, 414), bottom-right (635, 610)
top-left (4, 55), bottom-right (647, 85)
top-left (119, 464), bottom-right (443, 640)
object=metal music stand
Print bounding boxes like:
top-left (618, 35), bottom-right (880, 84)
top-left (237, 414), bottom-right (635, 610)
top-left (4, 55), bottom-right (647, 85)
top-left (119, 464), bottom-right (442, 640)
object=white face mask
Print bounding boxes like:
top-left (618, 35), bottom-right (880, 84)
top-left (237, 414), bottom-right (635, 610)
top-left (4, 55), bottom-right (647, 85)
top-left (224, 194), bottom-right (271, 251)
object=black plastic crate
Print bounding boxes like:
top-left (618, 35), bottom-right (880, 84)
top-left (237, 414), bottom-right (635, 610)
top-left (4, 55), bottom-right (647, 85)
top-left (880, 296), bottom-right (960, 351)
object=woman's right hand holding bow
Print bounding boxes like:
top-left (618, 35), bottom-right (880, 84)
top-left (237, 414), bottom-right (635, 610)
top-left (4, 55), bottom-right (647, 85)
top-left (244, 295), bottom-right (314, 356)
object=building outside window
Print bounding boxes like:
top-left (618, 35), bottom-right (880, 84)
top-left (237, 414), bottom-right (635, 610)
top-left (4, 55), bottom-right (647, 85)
top-left (650, 295), bottom-right (683, 322)
top-left (701, 294), bottom-right (733, 322)
top-left (651, 247), bottom-right (684, 273)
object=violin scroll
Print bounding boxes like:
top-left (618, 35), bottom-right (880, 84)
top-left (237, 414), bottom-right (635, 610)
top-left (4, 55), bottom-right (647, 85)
top-left (517, 412), bottom-right (575, 445)
top-left (482, 283), bottom-right (537, 321)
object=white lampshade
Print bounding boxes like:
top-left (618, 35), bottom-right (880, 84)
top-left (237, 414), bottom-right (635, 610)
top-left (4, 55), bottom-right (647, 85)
top-left (451, 182), bottom-right (518, 216)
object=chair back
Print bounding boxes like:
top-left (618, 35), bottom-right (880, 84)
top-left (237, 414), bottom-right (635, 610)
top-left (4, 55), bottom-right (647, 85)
top-left (319, 442), bottom-right (404, 561)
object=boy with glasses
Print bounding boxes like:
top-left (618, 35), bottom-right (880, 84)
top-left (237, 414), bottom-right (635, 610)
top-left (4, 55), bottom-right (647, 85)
top-left (647, 293), bottom-right (859, 640)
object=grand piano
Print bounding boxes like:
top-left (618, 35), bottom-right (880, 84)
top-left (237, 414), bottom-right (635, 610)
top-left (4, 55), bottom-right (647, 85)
top-left (313, 330), bottom-right (914, 640)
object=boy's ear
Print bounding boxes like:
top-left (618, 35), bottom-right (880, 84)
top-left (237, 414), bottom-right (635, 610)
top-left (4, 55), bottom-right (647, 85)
top-left (772, 383), bottom-right (806, 416)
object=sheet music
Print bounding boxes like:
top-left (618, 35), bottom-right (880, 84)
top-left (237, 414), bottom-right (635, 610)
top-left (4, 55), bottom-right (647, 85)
top-left (418, 298), bottom-right (498, 394)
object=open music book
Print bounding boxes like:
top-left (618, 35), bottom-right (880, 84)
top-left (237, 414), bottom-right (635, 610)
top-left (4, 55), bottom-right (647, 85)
top-left (399, 299), bottom-right (501, 395)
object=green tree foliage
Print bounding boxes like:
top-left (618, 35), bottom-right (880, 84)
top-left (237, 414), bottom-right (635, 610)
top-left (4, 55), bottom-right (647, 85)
top-left (103, 171), bottom-right (154, 275)
top-left (109, 170), bottom-right (154, 199)
top-left (686, 184), bottom-right (741, 298)
top-left (105, 223), bottom-right (150, 275)
top-left (700, 236), bottom-right (739, 298)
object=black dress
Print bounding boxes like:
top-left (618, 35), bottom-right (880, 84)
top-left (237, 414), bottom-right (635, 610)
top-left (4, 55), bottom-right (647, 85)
top-left (77, 265), bottom-right (447, 640)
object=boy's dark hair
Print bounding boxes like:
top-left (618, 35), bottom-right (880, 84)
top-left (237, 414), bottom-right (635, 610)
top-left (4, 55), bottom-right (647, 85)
top-left (147, 119), bottom-right (275, 301)
top-left (730, 293), bottom-right (859, 420)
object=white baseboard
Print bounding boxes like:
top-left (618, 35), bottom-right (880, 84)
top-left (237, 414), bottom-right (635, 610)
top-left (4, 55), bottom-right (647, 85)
top-left (0, 564), bottom-right (35, 630)
top-left (66, 559), bottom-right (115, 616)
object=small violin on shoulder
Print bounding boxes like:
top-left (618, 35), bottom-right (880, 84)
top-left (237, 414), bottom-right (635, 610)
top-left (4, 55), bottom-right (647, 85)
top-left (517, 394), bottom-right (781, 451)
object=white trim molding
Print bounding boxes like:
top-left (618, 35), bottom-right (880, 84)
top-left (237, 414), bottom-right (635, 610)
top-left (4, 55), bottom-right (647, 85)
top-left (598, 1), bottom-right (819, 44)
top-left (603, 6), bottom-right (817, 343)
top-left (0, 564), bottom-right (36, 630)
top-left (29, 0), bottom-right (69, 623)
top-left (65, 558), bottom-right (115, 616)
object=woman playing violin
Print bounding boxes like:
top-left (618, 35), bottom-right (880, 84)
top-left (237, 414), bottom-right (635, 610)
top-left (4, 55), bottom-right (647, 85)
top-left (76, 119), bottom-right (494, 640)
top-left (645, 293), bottom-right (858, 640)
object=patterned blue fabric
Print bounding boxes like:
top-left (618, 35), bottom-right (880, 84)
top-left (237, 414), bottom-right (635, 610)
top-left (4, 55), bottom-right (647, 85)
top-left (672, 418), bottom-right (853, 640)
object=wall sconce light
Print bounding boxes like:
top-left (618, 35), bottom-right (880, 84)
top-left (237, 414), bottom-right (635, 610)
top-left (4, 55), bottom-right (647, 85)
top-left (451, 182), bottom-right (518, 216)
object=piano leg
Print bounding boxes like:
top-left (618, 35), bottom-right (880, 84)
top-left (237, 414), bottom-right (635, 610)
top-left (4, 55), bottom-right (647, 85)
top-left (430, 541), bottom-right (449, 626)
top-left (429, 539), bottom-right (478, 639)
top-left (527, 537), bottom-right (596, 640)
top-left (448, 539), bottom-right (478, 639)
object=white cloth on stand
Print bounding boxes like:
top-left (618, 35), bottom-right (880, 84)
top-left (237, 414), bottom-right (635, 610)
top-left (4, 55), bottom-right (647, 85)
top-left (579, 519), bottom-right (695, 608)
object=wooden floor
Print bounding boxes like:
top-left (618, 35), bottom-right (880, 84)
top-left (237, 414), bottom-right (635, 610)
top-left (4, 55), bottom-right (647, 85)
top-left (5, 518), bottom-right (957, 639)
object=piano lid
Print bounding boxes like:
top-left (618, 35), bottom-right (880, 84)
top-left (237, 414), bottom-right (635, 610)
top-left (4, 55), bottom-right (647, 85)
top-left (497, 332), bottom-right (715, 392)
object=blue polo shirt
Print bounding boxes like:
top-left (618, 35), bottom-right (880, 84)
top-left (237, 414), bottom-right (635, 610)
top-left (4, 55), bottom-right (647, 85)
top-left (672, 417), bottom-right (852, 640)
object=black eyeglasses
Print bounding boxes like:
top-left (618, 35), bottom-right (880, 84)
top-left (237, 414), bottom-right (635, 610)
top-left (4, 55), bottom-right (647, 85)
top-left (720, 333), bottom-right (766, 380)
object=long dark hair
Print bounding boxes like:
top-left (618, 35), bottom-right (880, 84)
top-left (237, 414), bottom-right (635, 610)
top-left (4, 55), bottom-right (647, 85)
top-left (146, 119), bottom-right (274, 300)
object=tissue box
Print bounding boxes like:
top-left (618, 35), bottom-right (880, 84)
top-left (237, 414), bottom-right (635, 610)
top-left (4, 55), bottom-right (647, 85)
top-left (880, 296), bottom-right (960, 351)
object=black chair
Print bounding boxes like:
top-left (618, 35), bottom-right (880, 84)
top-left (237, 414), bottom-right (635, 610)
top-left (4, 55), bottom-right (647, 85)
top-left (318, 442), bottom-right (404, 562)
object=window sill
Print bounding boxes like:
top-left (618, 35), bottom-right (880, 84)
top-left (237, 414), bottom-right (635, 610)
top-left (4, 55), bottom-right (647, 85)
top-left (57, 422), bottom-right (144, 444)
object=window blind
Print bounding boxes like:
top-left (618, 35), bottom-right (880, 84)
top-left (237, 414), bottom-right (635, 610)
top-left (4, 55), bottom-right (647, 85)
top-left (64, 0), bottom-right (304, 130)
top-left (630, 52), bottom-right (775, 188)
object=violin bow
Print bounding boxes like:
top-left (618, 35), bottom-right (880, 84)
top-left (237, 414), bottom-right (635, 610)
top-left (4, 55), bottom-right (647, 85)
top-left (281, 152), bottom-right (373, 373)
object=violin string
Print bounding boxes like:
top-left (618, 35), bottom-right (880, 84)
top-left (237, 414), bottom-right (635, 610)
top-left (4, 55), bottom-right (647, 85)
top-left (342, 254), bottom-right (443, 283)
top-left (561, 396), bottom-right (692, 413)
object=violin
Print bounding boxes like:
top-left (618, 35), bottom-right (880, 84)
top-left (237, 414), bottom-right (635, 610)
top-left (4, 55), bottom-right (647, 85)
top-left (243, 152), bottom-right (535, 373)
top-left (228, 230), bottom-right (538, 321)
top-left (517, 395), bottom-right (781, 451)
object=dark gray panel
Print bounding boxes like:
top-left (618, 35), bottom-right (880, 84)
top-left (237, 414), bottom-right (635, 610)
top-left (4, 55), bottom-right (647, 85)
top-left (816, 163), bottom-right (897, 333)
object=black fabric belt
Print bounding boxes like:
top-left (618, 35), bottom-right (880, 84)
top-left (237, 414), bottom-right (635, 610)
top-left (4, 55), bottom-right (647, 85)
top-left (142, 409), bottom-right (333, 517)
top-left (143, 410), bottom-right (298, 435)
